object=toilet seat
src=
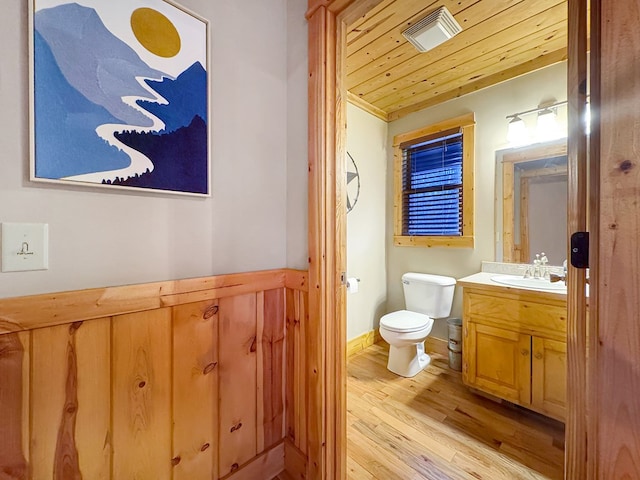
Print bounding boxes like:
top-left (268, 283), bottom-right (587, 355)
top-left (380, 310), bottom-right (431, 333)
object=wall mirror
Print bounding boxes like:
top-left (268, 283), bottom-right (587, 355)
top-left (495, 140), bottom-right (567, 265)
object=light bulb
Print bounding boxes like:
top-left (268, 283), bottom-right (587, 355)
top-left (507, 116), bottom-right (528, 146)
top-left (536, 107), bottom-right (559, 141)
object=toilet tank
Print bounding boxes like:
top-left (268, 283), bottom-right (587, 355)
top-left (402, 272), bottom-right (456, 318)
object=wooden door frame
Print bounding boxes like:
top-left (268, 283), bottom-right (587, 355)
top-left (566, 0), bottom-right (590, 478)
top-left (305, 0), bottom-right (592, 478)
top-left (305, 2), bottom-right (385, 478)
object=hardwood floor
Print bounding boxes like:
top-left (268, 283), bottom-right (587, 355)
top-left (347, 343), bottom-right (565, 480)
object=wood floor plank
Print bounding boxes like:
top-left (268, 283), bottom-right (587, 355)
top-left (346, 456), bottom-right (376, 480)
top-left (366, 420), bottom-right (466, 480)
top-left (349, 423), bottom-right (427, 479)
top-left (347, 345), bottom-right (564, 480)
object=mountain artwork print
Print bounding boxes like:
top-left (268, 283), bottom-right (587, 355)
top-left (31, 0), bottom-right (209, 195)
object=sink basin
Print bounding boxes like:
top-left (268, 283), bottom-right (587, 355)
top-left (490, 274), bottom-right (567, 293)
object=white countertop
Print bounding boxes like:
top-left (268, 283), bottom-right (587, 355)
top-left (458, 271), bottom-right (568, 299)
top-left (458, 271), bottom-right (501, 286)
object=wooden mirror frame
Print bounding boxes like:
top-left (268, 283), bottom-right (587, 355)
top-left (305, 0), bottom-right (592, 478)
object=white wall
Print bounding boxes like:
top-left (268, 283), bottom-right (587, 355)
top-left (386, 62), bottom-right (568, 339)
top-left (346, 104), bottom-right (388, 341)
top-left (286, 0), bottom-right (309, 269)
top-left (0, 0), bottom-right (306, 298)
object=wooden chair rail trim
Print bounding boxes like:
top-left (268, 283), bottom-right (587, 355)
top-left (0, 268), bottom-right (308, 334)
top-left (284, 439), bottom-right (308, 479)
top-left (221, 441), bottom-right (285, 480)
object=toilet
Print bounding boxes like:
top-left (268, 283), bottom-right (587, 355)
top-left (379, 272), bottom-right (456, 377)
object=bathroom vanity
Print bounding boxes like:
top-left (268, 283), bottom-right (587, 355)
top-left (458, 272), bottom-right (567, 422)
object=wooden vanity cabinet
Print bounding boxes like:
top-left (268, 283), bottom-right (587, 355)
top-left (531, 337), bottom-right (567, 420)
top-left (465, 322), bottom-right (532, 407)
top-left (461, 286), bottom-right (567, 422)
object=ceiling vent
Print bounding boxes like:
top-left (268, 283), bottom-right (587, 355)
top-left (402, 7), bottom-right (462, 53)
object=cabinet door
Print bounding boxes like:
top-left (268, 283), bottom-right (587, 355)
top-left (532, 337), bottom-right (567, 421)
top-left (464, 323), bottom-right (531, 406)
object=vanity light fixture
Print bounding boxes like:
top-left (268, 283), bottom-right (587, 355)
top-left (506, 99), bottom-right (568, 146)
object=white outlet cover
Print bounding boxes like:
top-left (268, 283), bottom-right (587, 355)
top-left (1, 223), bottom-right (49, 272)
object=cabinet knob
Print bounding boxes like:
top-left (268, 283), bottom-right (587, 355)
top-left (521, 349), bottom-right (529, 356)
top-left (535, 352), bottom-right (543, 360)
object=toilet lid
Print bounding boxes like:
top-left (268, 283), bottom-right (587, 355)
top-left (380, 310), bottom-right (432, 333)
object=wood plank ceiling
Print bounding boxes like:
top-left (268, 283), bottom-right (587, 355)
top-left (346, 0), bottom-right (568, 122)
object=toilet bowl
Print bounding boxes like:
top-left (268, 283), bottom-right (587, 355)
top-left (379, 310), bottom-right (434, 377)
top-left (379, 272), bottom-right (456, 378)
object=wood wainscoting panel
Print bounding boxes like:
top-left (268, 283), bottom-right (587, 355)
top-left (285, 288), bottom-right (296, 447)
top-left (295, 291), bottom-right (308, 454)
top-left (31, 323), bottom-right (79, 480)
top-left (172, 300), bottom-right (219, 480)
top-left (31, 319), bottom-right (112, 480)
top-left (112, 309), bottom-right (172, 480)
top-left (74, 319), bottom-right (112, 479)
top-left (19, 331), bottom-right (31, 477)
top-left (261, 289), bottom-right (286, 450)
top-left (218, 293), bottom-right (258, 477)
top-left (0, 331), bottom-right (30, 479)
top-left (285, 289), bottom-right (309, 454)
top-left (284, 287), bottom-right (309, 476)
top-left (0, 268), bottom-right (307, 479)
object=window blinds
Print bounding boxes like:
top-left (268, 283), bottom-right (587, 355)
top-left (402, 131), bottom-right (463, 236)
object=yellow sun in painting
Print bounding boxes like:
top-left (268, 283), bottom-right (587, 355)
top-left (130, 8), bottom-right (181, 58)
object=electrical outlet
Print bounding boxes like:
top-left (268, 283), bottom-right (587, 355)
top-left (1, 223), bottom-right (49, 272)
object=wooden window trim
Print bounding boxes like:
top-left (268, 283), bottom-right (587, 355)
top-left (393, 112), bottom-right (475, 248)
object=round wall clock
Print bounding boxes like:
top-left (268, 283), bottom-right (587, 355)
top-left (346, 151), bottom-right (360, 214)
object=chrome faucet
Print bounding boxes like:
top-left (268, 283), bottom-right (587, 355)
top-left (523, 253), bottom-right (550, 280)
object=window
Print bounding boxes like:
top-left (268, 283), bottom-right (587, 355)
top-left (393, 113), bottom-right (475, 247)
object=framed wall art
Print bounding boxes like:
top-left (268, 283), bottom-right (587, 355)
top-left (29, 0), bottom-right (210, 196)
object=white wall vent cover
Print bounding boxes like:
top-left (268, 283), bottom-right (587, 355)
top-left (402, 7), bottom-right (462, 53)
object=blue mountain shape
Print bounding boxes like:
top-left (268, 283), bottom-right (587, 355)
top-left (35, 3), bottom-right (167, 126)
top-left (112, 115), bottom-right (208, 194)
top-left (137, 62), bottom-right (207, 133)
top-left (33, 30), bottom-right (130, 179)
